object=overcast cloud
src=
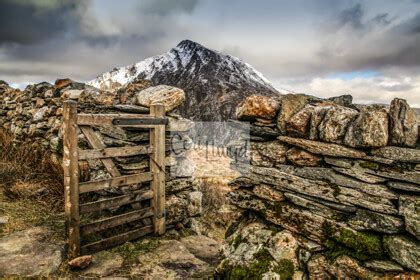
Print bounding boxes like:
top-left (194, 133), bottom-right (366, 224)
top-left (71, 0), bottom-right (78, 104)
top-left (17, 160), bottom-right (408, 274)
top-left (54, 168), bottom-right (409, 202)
top-left (0, 0), bottom-right (419, 105)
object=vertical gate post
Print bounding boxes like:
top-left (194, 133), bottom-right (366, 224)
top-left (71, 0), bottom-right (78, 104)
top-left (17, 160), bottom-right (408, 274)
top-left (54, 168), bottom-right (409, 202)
top-left (63, 100), bottom-right (80, 258)
top-left (150, 104), bottom-right (166, 235)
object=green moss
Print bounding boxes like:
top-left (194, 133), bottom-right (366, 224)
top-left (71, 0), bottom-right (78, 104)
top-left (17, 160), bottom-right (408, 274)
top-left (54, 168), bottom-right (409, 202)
top-left (322, 222), bottom-right (384, 261)
top-left (232, 234), bottom-right (246, 249)
top-left (110, 237), bottom-right (160, 264)
top-left (220, 248), bottom-right (294, 280)
top-left (359, 161), bottom-right (379, 170)
top-left (272, 259), bottom-right (294, 280)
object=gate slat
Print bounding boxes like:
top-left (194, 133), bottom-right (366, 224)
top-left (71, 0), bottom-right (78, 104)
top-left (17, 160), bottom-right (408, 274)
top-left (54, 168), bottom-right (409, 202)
top-left (150, 105), bottom-right (166, 235)
top-left (80, 126), bottom-right (121, 177)
top-left (80, 189), bottom-right (153, 214)
top-left (80, 225), bottom-right (154, 254)
top-left (78, 114), bottom-right (154, 126)
top-left (78, 145), bottom-right (151, 160)
top-left (79, 173), bottom-right (153, 194)
top-left (80, 208), bottom-right (154, 236)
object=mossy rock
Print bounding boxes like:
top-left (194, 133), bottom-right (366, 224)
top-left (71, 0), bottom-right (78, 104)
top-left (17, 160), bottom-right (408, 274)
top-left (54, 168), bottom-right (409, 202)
top-left (323, 222), bottom-right (384, 261)
top-left (220, 248), bottom-right (294, 280)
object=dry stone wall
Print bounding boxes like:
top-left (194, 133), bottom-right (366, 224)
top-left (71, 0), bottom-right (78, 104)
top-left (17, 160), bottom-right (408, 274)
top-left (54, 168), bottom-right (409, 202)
top-left (222, 93), bottom-right (419, 278)
top-left (0, 79), bottom-right (201, 228)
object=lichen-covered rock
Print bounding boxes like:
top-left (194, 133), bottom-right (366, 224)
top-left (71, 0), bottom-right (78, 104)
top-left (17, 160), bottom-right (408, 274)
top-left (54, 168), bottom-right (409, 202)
top-left (389, 98), bottom-right (418, 147)
top-left (253, 184), bottom-right (285, 202)
top-left (236, 95), bottom-right (280, 120)
top-left (364, 260), bottom-right (405, 273)
top-left (318, 106), bottom-right (358, 144)
top-left (384, 235), bottom-right (420, 272)
top-left (218, 220), bottom-right (297, 280)
top-left (344, 108), bottom-right (389, 148)
top-left (285, 147), bottom-right (322, 167)
top-left (278, 136), bottom-right (366, 158)
top-left (328, 94), bottom-right (353, 106)
top-left (136, 85), bottom-right (185, 112)
top-left (251, 141), bottom-right (288, 167)
top-left (81, 251), bottom-right (123, 276)
top-left (348, 209), bottom-right (404, 234)
top-left (399, 195), bottom-right (420, 239)
top-left (286, 105), bottom-right (314, 137)
top-left (277, 94), bottom-right (309, 134)
top-left (371, 146), bottom-right (420, 163)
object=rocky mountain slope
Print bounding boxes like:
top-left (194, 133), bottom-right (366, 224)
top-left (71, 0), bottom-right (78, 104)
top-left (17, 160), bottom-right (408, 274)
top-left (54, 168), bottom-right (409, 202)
top-left (88, 40), bottom-right (287, 121)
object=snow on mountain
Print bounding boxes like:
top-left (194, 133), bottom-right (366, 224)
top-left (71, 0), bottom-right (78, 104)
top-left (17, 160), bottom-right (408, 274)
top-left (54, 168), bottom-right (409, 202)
top-left (88, 40), bottom-right (288, 121)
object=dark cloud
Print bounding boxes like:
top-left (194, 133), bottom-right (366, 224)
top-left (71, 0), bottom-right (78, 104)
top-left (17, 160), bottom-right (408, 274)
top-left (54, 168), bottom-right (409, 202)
top-left (0, 0), bottom-right (88, 45)
top-left (337, 3), bottom-right (364, 29)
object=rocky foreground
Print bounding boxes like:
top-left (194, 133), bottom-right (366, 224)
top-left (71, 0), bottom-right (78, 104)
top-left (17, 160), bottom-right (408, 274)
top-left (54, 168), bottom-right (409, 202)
top-left (222, 94), bottom-right (419, 278)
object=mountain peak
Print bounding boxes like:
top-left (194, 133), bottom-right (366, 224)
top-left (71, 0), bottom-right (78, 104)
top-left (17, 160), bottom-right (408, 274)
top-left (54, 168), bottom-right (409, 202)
top-left (176, 39), bottom-right (203, 50)
top-left (87, 40), bottom-right (285, 121)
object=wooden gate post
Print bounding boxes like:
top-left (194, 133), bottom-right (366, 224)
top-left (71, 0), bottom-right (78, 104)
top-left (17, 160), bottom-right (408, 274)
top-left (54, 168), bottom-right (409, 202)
top-left (150, 104), bottom-right (166, 235)
top-left (63, 100), bottom-right (80, 258)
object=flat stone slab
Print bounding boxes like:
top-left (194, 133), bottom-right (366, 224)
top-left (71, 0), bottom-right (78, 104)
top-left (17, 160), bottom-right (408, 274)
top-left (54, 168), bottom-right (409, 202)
top-left (180, 235), bottom-right (221, 264)
top-left (0, 227), bottom-right (63, 277)
top-left (131, 239), bottom-right (216, 279)
top-left (81, 251), bottom-right (124, 276)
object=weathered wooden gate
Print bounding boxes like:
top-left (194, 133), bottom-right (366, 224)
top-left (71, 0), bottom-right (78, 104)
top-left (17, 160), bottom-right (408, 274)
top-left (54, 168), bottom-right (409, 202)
top-left (62, 100), bottom-right (167, 258)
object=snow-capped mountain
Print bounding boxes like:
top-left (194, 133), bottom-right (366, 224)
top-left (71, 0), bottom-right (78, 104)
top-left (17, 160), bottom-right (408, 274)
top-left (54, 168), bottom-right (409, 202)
top-left (88, 40), bottom-right (288, 121)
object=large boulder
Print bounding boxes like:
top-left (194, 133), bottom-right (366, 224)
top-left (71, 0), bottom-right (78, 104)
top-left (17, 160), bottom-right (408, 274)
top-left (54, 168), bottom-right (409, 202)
top-left (344, 107), bottom-right (389, 148)
top-left (236, 95), bottom-right (280, 120)
top-left (318, 106), bottom-right (358, 144)
top-left (136, 85), bottom-right (185, 112)
top-left (389, 98), bottom-right (418, 147)
top-left (277, 94), bottom-right (309, 134)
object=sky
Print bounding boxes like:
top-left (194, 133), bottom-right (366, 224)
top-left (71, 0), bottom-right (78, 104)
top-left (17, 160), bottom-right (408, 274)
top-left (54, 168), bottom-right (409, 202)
top-left (0, 0), bottom-right (419, 106)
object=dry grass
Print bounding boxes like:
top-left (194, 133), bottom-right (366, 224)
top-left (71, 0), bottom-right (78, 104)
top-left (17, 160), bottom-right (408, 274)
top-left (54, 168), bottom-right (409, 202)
top-left (0, 128), bottom-right (63, 202)
top-left (0, 128), bottom-right (64, 236)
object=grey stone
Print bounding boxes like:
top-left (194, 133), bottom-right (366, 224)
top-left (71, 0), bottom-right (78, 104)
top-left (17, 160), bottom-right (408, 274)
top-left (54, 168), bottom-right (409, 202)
top-left (275, 164), bottom-right (397, 200)
top-left (286, 105), bottom-right (314, 137)
top-left (131, 240), bottom-right (214, 278)
top-left (388, 181), bottom-right (420, 193)
top-left (364, 260), bottom-right (405, 272)
top-left (348, 209), bottom-right (404, 234)
top-left (399, 195), bottom-right (420, 239)
top-left (284, 192), bottom-right (347, 220)
top-left (332, 167), bottom-right (387, 184)
top-left (0, 227), bottom-right (63, 277)
top-left (251, 141), bottom-right (288, 167)
top-left (318, 106), bottom-right (358, 144)
top-left (371, 146), bottom-right (420, 163)
top-left (180, 235), bottom-right (221, 264)
top-left (384, 235), bottom-right (420, 272)
top-left (365, 167), bottom-right (420, 185)
top-left (277, 94), bottom-right (309, 134)
top-left (248, 165), bottom-right (398, 214)
top-left (278, 136), bottom-right (367, 159)
top-left (82, 251), bottom-right (124, 276)
top-left (328, 94), bottom-right (353, 106)
top-left (389, 98), bottom-right (418, 147)
top-left (344, 108), bottom-right (389, 148)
